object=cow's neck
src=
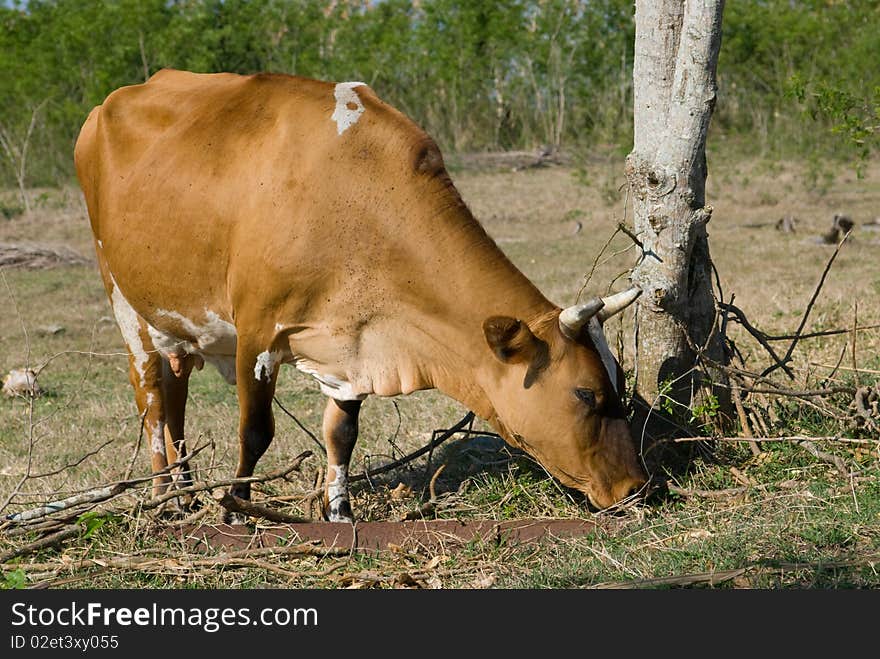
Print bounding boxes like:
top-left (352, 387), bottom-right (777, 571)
top-left (368, 200), bottom-right (556, 420)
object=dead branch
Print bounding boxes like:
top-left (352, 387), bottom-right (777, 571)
top-left (350, 412), bottom-right (474, 483)
top-left (429, 463), bottom-right (446, 501)
top-left (670, 435), bottom-right (875, 445)
top-left (593, 566), bottom-right (748, 588)
top-left (616, 221), bottom-right (644, 250)
top-left (576, 226), bottom-right (622, 302)
top-left (399, 464), bottom-right (448, 521)
top-left (722, 306), bottom-right (880, 343)
top-left (3, 443), bottom-right (213, 524)
top-left (124, 409), bottom-right (148, 481)
top-left (850, 303), bottom-right (861, 389)
top-left (0, 243), bottom-right (88, 270)
top-left (740, 386), bottom-right (854, 397)
top-left (851, 386), bottom-right (880, 434)
top-left (0, 525), bottom-right (79, 564)
top-left (762, 229), bottom-right (852, 378)
top-left (718, 302), bottom-right (794, 378)
top-left (273, 396), bottom-right (326, 454)
top-left (213, 492), bottom-right (311, 524)
top-left (667, 484), bottom-right (749, 499)
top-left (22, 542), bottom-right (350, 587)
top-left (812, 363), bottom-right (880, 375)
top-left (29, 436), bottom-right (118, 479)
top-left (591, 553), bottom-right (880, 589)
top-left (798, 440), bottom-right (850, 476)
top-left (4, 485), bottom-right (127, 524)
top-left (0, 99), bottom-right (47, 212)
top-left (136, 450), bottom-right (312, 511)
top-left (730, 380), bottom-right (761, 456)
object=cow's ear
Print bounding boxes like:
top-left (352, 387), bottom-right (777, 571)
top-left (482, 316), bottom-right (538, 364)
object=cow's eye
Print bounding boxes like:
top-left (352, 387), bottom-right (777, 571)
top-left (575, 388), bottom-right (596, 408)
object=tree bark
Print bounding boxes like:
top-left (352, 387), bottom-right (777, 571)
top-left (625, 0), bottom-right (728, 426)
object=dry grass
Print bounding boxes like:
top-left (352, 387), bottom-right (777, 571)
top-left (1, 154), bottom-right (878, 589)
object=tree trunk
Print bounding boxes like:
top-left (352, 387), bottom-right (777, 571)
top-left (625, 0), bottom-right (729, 427)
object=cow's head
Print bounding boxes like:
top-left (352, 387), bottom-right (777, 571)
top-left (481, 287), bottom-right (647, 509)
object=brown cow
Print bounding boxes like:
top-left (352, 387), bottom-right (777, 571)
top-left (74, 69), bottom-right (646, 521)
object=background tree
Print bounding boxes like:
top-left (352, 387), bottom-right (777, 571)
top-left (625, 0), bottom-right (728, 427)
top-left (0, 1), bottom-right (877, 191)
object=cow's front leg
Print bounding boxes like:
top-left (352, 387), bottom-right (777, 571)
top-left (322, 398), bottom-right (362, 523)
top-left (227, 345), bottom-right (278, 523)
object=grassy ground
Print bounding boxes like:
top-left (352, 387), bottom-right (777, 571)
top-left (1, 154), bottom-right (878, 589)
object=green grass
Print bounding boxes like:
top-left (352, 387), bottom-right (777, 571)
top-left (2, 157), bottom-right (880, 588)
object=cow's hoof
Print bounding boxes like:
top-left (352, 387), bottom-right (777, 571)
top-left (326, 500), bottom-right (354, 524)
top-left (328, 513), bottom-right (354, 524)
top-left (222, 510), bottom-right (251, 526)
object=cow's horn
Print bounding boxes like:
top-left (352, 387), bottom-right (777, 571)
top-left (559, 297), bottom-right (604, 338)
top-left (597, 286), bottom-right (642, 322)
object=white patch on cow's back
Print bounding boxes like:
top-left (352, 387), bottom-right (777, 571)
top-left (254, 350), bottom-right (284, 382)
top-left (293, 357), bottom-right (368, 401)
top-left (587, 317), bottom-right (619, 394)
top-left (108, 273), bottom-right (148, 386)
top-left (331, 82), bottom-right (366, 135)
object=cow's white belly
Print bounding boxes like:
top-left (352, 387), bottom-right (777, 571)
top-left (292, 357), bottom-right (369, 401)
top-left (107, 270), bottom-right (365, 396)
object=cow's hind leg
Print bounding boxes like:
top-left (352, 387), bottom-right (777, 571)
top-left (130, 350), bottom-right (172, 498)
top-left (322, 398), bottom-right (362, 523)
top-left (227, 343), bottom-right (279, 523)
top-left (97, 249), bottom-right (171, 498)
top-left (161, 354), bottom-right (199, 504)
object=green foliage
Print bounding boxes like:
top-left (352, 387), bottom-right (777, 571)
top-left (0, 0), bottom-right (635, 186)
top-left (657, 377), bottom-right (720, 434)
top-left (77, 510), bottom-right (116, 539)
top-left (716, 0), bottom-right (880, 163)
top-left (1, 568), bottom-right (27, 589)
top-left (1, 0), bottom-right (878, 188)
top-left (788, 74), bottom-right (880, 176)
top-left (0, 199), bottom-right (24, 219)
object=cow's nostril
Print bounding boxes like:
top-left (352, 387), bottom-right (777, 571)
top-left (626, 482), bottom-right (644, 499)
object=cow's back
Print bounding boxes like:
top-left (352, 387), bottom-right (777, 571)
top-left (75, 69), bottom-right (421, 325)
top-left (74, 68), bottom-right (522, 387)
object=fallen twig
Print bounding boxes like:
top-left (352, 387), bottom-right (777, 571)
top-left (351, 412), bottom-right (474, 483)
top-left (592, 567), bottom-right (748, 588)
top-left (798, 440), bottom-right (850, 476)
top-left (731, 380), bottom-right (761, 456)
top-left (124, 410), bottom-right (148, 481)
top-left (811, 363), bottom-right (880, 375)
top-left (4, 443), bottom-right (213, 524)
top-left (0, 525), bottom-right (79, 563)
top-left (213, 492), bottom-right (311, 524)
top-left (670, 435), bottom-right (876, 445)
top-left (591, 553), bottom-right (880, 589)
top-left (137, 450), bottom-right (312, 511)
top-left (399, 464), bottom-right (448, 521)
top-left (667, 484), bottom-right (749, 500)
